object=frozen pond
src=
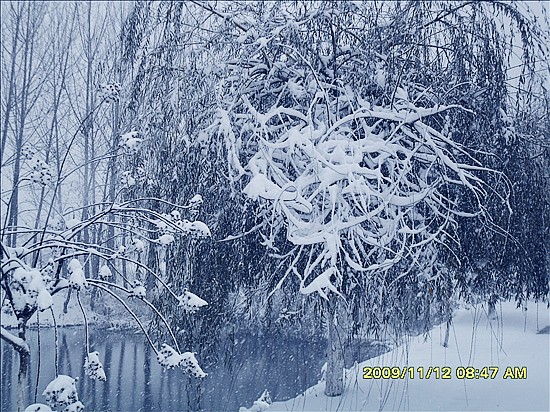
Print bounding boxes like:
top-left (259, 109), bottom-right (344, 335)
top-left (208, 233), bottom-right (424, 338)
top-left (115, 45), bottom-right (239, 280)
top-left (1, 327), bottom-right (387, 411)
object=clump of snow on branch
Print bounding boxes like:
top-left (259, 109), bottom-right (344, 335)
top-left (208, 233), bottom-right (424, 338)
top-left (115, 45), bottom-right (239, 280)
top-left (156, 233), bottom-right (175, 245)
top-left (127, 238), bottom-right (145, 254)
top-left (64, 402), bottom-right (85, 412)
top-left (67, 259), bottom-right (87, 289)
top-left (21, 145), bottom-right (36, 160)
top-left (6, 254), bottom-right (53, 312)
top-left (26, 155), bottom-right (53, 186)
top-left (188, 194), bottom-right (203, 207)
top-left (98, 264), bottom-right (112, 280)
top-left (151, 208), bottom-right (211, 240)
top-left (157, 343), bottom-right (207, 378)
top-left (239, 390), bottom-right (272, 412)
top-left (178, 289), bottom-right (208, 313)
top-left (36, 289), bottom-right (53, 312)
top-left (98, 82), bottom-right (121, 103)
top-left (40, 259), bottom-right (55, 278)
top-left (42, 375), bottom-right (83, 411)
top-left (119, 130), bottom-right (142, 153)
top-left (129, 280), bottom-right (146, 299)
top-left (24, 404), bottom-right (53, 412)
top-left (189, 221), bottom-right (211, 238)
top-left (120, 167), bottom-right (147, 187)
top-left (84, 351), bottom-right (107, 381)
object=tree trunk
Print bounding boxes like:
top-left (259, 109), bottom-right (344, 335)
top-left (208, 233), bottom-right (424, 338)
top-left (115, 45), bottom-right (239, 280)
top-left (443, 318), bottom-right (451, 348)
top-left (17, 350), bottom-right (30, 412)
top-left (15, 324), bottom-right (30, 412)
top-left (325, 298), bottom-right (347, 397)
top-left (488, 300), bottom-right (497, 321)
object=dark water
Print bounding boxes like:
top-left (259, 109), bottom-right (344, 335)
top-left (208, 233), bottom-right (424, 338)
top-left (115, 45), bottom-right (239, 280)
top-left (1, 327), bottom-right (385, 412)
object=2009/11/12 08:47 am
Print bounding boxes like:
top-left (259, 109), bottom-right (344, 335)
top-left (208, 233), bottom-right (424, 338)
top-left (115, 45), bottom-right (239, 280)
top-left (362, 366), bottom-right (527, 380)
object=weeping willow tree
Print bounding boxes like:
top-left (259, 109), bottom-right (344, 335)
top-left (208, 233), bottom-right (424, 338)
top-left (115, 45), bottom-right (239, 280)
top-left (115, 0), bottom-right (549, 400)
top-left (198, 0), bottom-right (549, 397)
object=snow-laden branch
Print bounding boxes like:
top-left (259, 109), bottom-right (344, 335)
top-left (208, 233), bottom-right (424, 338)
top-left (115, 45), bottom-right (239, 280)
top-left (90, 283), bottom-right (158, 355)
top-left (88, 279), bottom-right (182, 353)
top-left (212, 59), bottom-right (503, 298)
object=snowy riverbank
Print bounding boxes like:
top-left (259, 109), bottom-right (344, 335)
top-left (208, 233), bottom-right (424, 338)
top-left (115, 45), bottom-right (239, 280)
top-left (267, 300), bottom-right (550, 412)
top-left (1, 291), bottom-right (135, 330)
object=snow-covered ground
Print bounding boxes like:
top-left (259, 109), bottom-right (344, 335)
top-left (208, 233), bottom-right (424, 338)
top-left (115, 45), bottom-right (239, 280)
top-left (268, 301), bottom-right (550, 412)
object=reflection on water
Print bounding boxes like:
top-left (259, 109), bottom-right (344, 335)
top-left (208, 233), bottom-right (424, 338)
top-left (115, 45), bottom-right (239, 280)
top-left (1, 327), bottom-right (385, 411)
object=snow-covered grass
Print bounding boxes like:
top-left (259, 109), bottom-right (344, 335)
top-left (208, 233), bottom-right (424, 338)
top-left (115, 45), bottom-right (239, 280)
top-left (269, 301), bottom-right (550, 412)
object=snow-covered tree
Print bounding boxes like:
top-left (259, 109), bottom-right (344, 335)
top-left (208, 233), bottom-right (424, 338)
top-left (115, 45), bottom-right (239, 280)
top-left (204, 0), bottom-right (549, 396)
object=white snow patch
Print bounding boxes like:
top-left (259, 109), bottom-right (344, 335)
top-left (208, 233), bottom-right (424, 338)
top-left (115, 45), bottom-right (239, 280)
top-left (24, 404), bottom-right (52, 412)
top-left (98, 264), bottom-right (112, 280)
top-left (84, 351), bottom-right (107, 381)
top-left (67, 259), bottom-right (87, 289)
top-left (188, 194), bottom-right (203, 205)
top-left (130, 281), bottom-right (146, 299)
top-left (36, 289), bottom-right (53, 311)
top-left (43, 375), bottom-right (81, 410)
top-left (190, 221), bottom-right (211, 238)
top-left (120, 130), bottom-right (142, 153)
top-left (239, 389), bottom-right (272, 412)
top-left (178, 290), bottom-right (208, 313)
top-left (157, 234), bottom-right (175, 245)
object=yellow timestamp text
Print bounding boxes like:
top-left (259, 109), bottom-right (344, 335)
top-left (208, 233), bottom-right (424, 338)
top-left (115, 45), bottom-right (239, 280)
top-left (362, 366), bottom-right (527, 380)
